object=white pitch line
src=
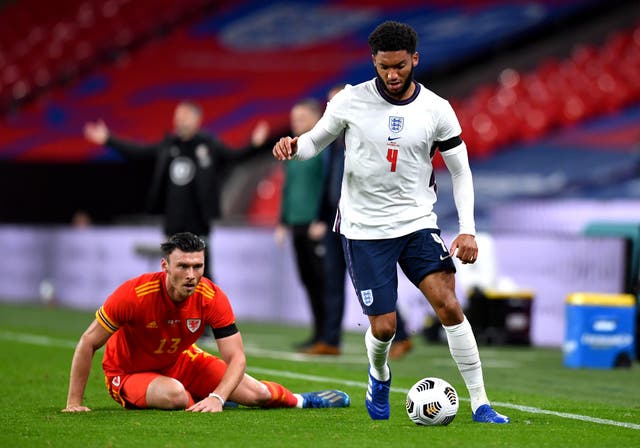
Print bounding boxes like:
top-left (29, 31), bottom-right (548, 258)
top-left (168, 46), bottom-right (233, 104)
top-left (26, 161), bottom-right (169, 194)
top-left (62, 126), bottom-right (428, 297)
top-left (249, 367), bottom-right (640, 431)
top-left (2, 330), bottom-right (639, 430)
top-left (0, 330), bottom-right (78, 349)
top-left (250, 367), bottom-right (640, 430)
top-left (489, 402), bottom-right (640, 431)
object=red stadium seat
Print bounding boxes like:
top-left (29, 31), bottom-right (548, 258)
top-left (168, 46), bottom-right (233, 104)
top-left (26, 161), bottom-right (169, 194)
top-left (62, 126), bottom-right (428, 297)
top-left (0, 0), bottom-right (217, 114)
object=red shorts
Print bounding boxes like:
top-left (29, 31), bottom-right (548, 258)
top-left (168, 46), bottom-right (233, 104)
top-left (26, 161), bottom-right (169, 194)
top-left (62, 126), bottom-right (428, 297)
top-left (104, 344), bottom-right (227, 409)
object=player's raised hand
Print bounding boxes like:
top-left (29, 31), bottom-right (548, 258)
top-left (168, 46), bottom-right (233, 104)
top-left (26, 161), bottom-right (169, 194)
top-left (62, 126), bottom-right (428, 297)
top-left (83, 119), bottom-right (110, 145)
top-left (272, 136), bottom-right (298, 160)
top-left (251, 120), bottom-right (270, 147)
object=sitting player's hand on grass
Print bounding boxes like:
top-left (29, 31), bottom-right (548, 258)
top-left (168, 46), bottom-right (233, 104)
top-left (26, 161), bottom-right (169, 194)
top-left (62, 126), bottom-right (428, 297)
top-left (186, 393), bottom-right (225, 413)
top-left (62, 405), bottom-right (91, 412)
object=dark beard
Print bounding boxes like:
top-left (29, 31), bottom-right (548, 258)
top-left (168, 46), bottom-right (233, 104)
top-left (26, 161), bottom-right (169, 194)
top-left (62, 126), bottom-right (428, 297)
top-left (376, 65), bottom-right (414, 99)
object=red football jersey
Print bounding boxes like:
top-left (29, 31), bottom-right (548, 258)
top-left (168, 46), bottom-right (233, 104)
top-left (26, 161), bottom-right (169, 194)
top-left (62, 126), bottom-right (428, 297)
top-left (96, 272), bottom-right (236, 376)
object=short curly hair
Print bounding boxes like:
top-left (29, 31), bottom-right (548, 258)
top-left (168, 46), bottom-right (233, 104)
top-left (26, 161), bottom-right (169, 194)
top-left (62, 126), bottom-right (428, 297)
top-left (161, 232), bottom-right (206, 257)
top-left (368, 21), bottom-right (418, 55)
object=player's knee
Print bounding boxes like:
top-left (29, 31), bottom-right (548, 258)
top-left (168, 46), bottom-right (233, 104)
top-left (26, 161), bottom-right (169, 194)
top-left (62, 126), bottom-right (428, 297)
top-left (149, 378), bottom-right (190, 409)
top-left (371, 318), bottom-right (396, 341)
top-left (163, 388), bottom-right (190, 409)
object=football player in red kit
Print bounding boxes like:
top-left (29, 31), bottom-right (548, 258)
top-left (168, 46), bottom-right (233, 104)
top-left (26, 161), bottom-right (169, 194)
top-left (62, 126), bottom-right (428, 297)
top-left (63, 232), bottom-right (349, 412)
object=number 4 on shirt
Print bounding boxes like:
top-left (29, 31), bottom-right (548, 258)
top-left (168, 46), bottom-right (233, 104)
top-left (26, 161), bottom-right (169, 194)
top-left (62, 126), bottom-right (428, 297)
top-left (387, 148), bottom-right (398, 172)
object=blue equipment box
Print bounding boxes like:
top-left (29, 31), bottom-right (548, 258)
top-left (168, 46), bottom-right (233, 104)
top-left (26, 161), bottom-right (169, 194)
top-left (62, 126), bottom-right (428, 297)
top-left (564, 293), bottom-right (636, 368)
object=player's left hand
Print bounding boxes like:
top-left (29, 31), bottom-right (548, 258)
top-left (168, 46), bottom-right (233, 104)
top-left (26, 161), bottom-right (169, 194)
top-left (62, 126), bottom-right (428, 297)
top-left (61, 405), bottom-right (92, 412)
top-left (449, 234), bottom-right (477, 264)
top-left (186, 396), bottom-right (224, 413)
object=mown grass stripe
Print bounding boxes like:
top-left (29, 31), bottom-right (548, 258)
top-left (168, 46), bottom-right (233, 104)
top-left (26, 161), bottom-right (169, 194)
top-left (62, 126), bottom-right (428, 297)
top-left (2, 330), bottom-right (638, 431)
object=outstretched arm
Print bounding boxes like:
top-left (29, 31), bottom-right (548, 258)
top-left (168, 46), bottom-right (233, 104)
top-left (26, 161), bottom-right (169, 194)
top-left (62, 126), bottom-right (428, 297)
top-left (272, 124), bottom-right (338, 161)
top-left (274, 87), bottom-right (346, 161)
top-left (83, 119), bottom-right (161, 159)
top-left (62, 320), bottom-right (111, 412)
top-left (215, 120), bottom-right (272, 165)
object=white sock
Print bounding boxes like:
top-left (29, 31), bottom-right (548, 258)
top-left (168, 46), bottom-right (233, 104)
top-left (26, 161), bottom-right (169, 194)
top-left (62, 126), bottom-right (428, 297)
top-left (294, 393), bottom-right (304, 408)
top-left (443, 316), bottom-right (489, 413)
top-left (365, 326), bottom-right (392, 381)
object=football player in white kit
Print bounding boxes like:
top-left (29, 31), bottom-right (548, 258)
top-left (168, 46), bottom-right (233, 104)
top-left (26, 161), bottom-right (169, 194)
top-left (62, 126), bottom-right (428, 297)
top-left (273, 21), bottom-right (509, 424)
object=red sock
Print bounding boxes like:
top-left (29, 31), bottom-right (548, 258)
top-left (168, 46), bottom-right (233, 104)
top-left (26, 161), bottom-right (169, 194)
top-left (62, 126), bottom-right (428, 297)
top-left (260, 381), bottom-right (298, 408)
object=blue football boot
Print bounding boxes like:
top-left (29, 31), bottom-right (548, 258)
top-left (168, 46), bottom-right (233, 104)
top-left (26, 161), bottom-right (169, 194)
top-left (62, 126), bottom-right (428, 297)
top-left (301, 390), bottom-right (350, 408)
top-left (365, 368), bottom-right (391, 420)
top-left (472, 404), bottom-right (510, 423)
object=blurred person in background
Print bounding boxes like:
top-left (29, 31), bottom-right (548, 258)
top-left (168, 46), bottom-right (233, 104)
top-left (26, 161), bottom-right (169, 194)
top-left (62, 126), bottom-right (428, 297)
top-left (62, 232), bottom-right (350, 413)
top-left (300, 86), bottom-right (344, 356)
top-left (389, 311), bottom-right (413, 359)
top-left (83, 100), bottom-right (269, 281)
top-left (275, 98), bottom-right (327, 352)
top-left (272, 21), bottom-right (509, 423)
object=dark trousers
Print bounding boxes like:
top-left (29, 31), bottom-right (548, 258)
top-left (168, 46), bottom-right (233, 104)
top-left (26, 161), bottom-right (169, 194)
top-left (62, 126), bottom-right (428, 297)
top-left (292, 224), bottom-right (326, 343)
top-left (200, 234), bottom-right (213, 282)
top-left (395, 309), bottom-right (409, 341)
top-left (321, 230), bottom-right (347, 346)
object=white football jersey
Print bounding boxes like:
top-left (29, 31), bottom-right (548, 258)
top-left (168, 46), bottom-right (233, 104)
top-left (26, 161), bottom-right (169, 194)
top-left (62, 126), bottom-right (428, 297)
top-left (297, 78), bottom-right (474, 240)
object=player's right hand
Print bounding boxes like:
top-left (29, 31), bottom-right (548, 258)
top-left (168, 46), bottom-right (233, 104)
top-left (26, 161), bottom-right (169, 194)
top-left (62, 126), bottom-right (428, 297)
top-left (272, 136), bottom-right (298, 160)
top-left (186, 396), bottom-right (224, 413)
top-left (62, 405), bottom-right (92, 412)
top-left (83, 119), bottom-right (109, 145)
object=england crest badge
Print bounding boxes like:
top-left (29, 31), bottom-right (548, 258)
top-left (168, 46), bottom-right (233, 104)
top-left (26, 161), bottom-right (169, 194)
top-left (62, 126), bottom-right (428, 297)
top-left (389, 116), bottom-right (404, 133)
top-left (360, 289), bottom-right (374, 306)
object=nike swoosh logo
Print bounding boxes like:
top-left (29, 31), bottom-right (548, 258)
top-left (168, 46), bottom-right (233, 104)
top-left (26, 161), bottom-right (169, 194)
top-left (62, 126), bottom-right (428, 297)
top-left (440, 254), bottom-right (452, 261)
top-left (387, 136), bottom-right (401, 141)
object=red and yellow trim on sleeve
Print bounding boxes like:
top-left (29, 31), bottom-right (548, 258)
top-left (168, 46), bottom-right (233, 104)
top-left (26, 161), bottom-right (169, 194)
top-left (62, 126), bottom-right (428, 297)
top-left (96, 306), bottom-right (119, 334)
top-left (195, 282), bottom-right (215, 300)
top-left (134, 280), bottom-right (161, 297)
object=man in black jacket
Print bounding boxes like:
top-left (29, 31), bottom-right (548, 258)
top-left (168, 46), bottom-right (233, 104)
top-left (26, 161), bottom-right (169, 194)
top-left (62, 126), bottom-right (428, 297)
top-left (84, 101), bottom-right (268, 279)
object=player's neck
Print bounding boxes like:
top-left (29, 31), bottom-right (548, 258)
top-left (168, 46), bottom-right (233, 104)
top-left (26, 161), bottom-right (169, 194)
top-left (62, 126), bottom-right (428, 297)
top-left (375, 78), bottom-right (419, 105)
top-left (396, 81), bottom-right (416, 101)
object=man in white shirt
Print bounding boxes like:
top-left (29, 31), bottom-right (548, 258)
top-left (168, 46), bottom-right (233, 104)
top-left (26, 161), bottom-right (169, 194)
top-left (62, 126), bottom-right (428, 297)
top-left (272, 21), bottom-right (509, 424)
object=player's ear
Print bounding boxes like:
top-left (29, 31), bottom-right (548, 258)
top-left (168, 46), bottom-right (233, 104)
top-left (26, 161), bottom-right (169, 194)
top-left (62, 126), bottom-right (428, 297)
top-left (160, 257), bottom-right (168, 272)
top-left (413, 52), bottom-right (419, 67)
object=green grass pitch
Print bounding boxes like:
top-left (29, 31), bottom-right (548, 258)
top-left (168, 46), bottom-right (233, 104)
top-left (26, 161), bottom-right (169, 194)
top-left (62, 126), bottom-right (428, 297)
top-left (0, 302), bottom-right (638, 447)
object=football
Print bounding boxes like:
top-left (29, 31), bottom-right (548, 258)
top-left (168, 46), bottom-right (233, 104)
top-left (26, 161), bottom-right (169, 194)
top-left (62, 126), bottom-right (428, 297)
top-left (406, 377), bottom-right (459, 426)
